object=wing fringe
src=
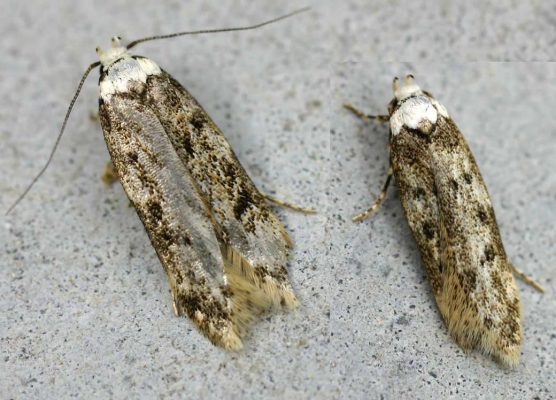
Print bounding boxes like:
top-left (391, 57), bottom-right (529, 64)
top-left (222, 245), bottom-right (298, 339)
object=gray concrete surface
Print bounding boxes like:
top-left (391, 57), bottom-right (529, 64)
top-left (1, 1), bottom-right (555, 399)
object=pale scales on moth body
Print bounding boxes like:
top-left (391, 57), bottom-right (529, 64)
top-left (7, 10), bottom-right (314, 349)
top-left (345, 75), bottom-right (544, 367)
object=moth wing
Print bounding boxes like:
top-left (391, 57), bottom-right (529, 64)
top-left (100, 95), bottom-right (243, 349)
top-left (431, 117), bottom-right (522, 366)
top-left (146, 71), bottom-right (297, 309)
top-left (390, 130), bottom-right (444, 293)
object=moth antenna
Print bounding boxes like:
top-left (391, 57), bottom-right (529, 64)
top-left (5, 61), bottom-right (101, 215)
top-left (126, 7), bottom-right (310, 50)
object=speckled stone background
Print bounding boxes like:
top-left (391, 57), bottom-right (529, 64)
top-left (1, 1), bottom-right (555, 399)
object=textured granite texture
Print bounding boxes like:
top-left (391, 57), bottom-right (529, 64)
top-left (1, 0), bottom-right (555, 399)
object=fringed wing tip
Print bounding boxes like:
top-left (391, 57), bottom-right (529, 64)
top-left (169, 245), bottom-right (297, 351)
top-left (222, 244), bottom-right (298, 344)
top-left (176, 307), bottom-right (245, 351)
top-left (479, 331), bottom-right (521, 368)
top-left (446, 320), bottom-right (521, 367)
top-left (214, 327), bottom-right (244, 351)
top-left (224, 244), bottom-right (297, 308)
top-left (492, 346), bottom-right (520, 368)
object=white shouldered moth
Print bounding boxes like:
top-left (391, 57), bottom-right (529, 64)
top-left (345, 75), bottom-right (544, 367)
top-left (7, 8), bottom-right (314, 350)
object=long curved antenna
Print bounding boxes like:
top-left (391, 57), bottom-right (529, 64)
top-left (126, 7), bottom-right (310, 50)
top-left (5, 61), bottom-right (101, 215)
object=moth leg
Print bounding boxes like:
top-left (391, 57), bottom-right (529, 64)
top-left (100, 161), bottom-right (134, 207)
top-left (101, 160), bottom-right (119, 185)
top-left (353, 167), bottom-right (393, 222)
top-left (89, 111), bottom-right (100, 122)
top-left (171, 290), bottom-right (179, 317)
top-left (510, 263), bottom-right (545, 293)
top-left (343, 103), bottom-right (389, 122)
top-left (261, 192), bottom-right (317, 214)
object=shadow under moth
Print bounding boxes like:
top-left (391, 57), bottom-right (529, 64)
top-left (345, 75), bottom-right (544, 367)
top-left (8, 9), bottom-right (312, 349)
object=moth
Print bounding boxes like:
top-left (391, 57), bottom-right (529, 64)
top-left (345, 75), bottom-right (543, 366)
top-left (8, 9), bottom-right (312, 349)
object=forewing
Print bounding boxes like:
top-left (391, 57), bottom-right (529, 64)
top-left (431, 116), bottom-right (521, 365)
top-left (390, 129), bottom-right (443, 294)
top-left (99, 94), bottom-right (243, 349)
top-left (143, 71), bottom-right (296, 307)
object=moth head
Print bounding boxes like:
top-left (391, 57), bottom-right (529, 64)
top-left (96, 36), bottom-right (129, 67)
top-left (387, 74), bottom-right (425, 115)
top-left (393, 75), bottom-right (423, 101)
